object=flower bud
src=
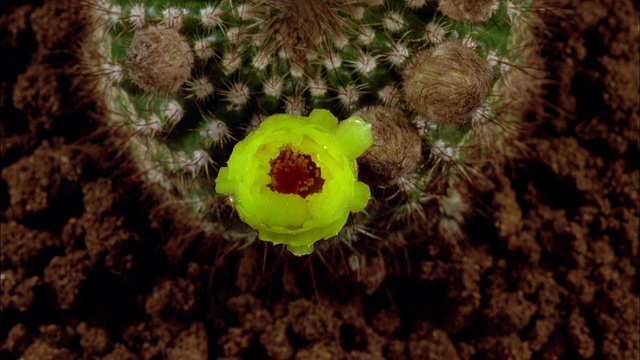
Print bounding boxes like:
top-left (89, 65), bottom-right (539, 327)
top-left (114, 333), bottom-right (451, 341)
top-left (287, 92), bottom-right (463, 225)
top-left (355, 106), bottom-right (422, 187)
top-left (125, 26), bottom-right (194, 94)
top-left (402, 41), bottom-right (493, 127)
top-left (438, 0), bottom-right (499, 23)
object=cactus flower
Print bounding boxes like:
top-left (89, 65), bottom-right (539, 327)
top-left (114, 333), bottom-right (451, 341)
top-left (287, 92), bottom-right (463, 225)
top-left (215, 109), bottom-right (373, 255)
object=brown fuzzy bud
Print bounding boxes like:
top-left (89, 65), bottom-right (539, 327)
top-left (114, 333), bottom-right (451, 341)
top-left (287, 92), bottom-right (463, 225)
top-left (125, 26), bottom-right (194, 94)
top-left (437, 0), bottom-right (499, 23)
top-left (402, 41), bottom-right (493, 127)
top-left (355, 106), bottom-right (422, 187)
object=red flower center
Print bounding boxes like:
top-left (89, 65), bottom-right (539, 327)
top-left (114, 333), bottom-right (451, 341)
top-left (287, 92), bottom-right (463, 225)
top-left (268, 144), bottom-right (325, 198)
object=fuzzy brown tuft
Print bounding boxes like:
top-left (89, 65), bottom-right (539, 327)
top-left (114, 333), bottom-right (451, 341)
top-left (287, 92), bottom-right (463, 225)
top-left (355, 106), bottom-right (422, 187)
top-left (255, 0), bottom-right (354, 73)
top-left (402, 41), bottom-right (493, 127)
top-left (437, 0), bottom-right (499, 23)
top-left (125, 26), bottom-right (194, 94)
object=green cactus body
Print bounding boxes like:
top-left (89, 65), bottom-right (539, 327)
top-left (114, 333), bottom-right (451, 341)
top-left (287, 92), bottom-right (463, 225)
top-left (83, 0), bottom-right (541, 251)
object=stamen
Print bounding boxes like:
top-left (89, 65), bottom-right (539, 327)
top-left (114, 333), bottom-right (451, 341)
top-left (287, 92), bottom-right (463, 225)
top-left (268, 144), bottom-right (324, 198)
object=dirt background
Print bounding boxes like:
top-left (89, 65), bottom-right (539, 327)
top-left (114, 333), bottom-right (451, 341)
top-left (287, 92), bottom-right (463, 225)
top-left (1, 0), bottom-right (638, 359)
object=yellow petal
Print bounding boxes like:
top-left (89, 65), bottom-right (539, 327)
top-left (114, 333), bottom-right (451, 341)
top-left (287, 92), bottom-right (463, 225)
top-left (334, 116), bottom-right (374, 160)
top-left (287, 244), bottom-right (314, 256)
top-left (214, 167), bottom-right (234, 194)
top-left (308, 108), bottom-right (338, 130)
top-left (350, 181), bottom-right (371, 212)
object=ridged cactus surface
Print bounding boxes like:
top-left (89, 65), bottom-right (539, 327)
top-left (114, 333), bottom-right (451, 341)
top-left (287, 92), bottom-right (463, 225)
top-left (82, 0), bottom-right (541, 253)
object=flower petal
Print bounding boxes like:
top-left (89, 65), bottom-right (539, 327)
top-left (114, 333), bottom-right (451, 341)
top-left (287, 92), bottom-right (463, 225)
top-left (350, 181), bottom-right (371, 212)
top-left (287, 244), bottom-right (314, 256)
top-left (308, 108), bottom-right (339, 130)
top-left (334, 116), bottom-right (374, 159)
top-left (214, 167), bottom-right (234, 194)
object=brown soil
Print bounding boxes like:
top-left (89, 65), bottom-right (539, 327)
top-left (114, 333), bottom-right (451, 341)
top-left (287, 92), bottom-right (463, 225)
top-left (1, 0), bottom-right (638, 359)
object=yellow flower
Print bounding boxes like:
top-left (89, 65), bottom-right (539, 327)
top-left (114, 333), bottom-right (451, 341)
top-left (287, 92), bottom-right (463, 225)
top-left (215, 109), bottom-right (373, 255)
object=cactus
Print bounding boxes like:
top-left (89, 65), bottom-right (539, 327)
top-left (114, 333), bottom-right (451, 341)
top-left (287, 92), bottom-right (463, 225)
top-left (80, 0), bottom-right (543, 254)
